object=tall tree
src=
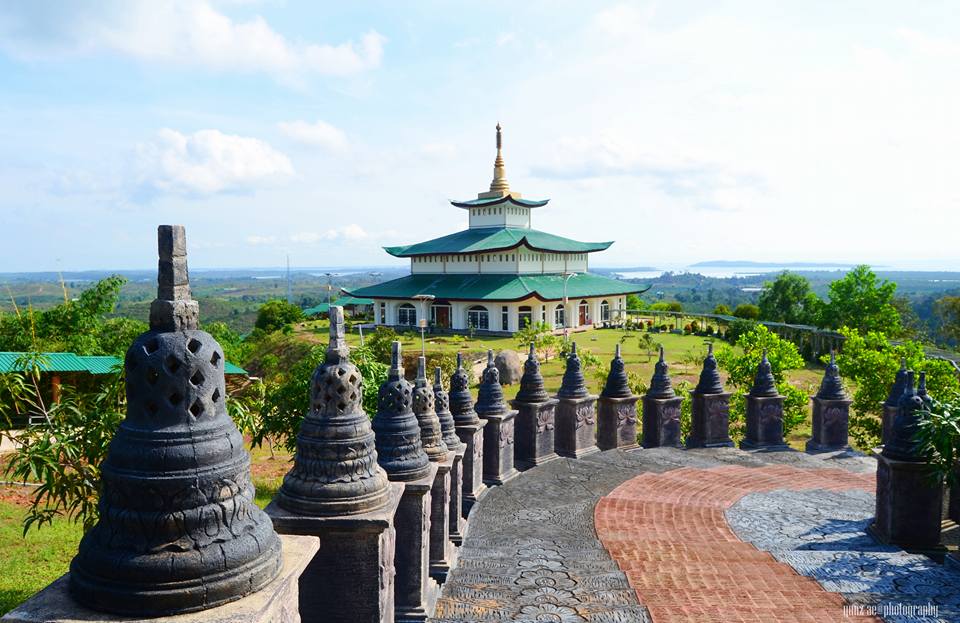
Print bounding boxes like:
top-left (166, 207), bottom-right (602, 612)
top-left (757, 272), bottom-right (822, 325)
top-left (820, 265), bottom-right (901, 335)
top-left (935, 295), bottom-right (960, 345)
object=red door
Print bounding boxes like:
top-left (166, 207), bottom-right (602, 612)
top-left (435, 306), bottom-right (450, 328)
top-left (579, 304), bottom-right (588, 326)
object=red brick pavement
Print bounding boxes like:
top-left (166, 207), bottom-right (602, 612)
top-left (595, 465), bottom-right (880, 622)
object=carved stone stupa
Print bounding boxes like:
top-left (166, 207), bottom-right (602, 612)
top-left (267, 306), bottom-right (403, 623)
top-left (434, 367), bottom-right (467, 545)
top-left (741, 351), bottom-right (788, 450)
top-left (872, 370), bottom-right (943, 550)
top-left (475, 350), bottom-right (519, 485)
top-left (642, 347), bottom-right (683, 448)
top-left (597, 344), bottom-right (639, 450)
top-left (687, 344), bottom-right (733, 449)
top-left (806, 350), bottom-right (852, 452)
top-left (69, 226), bottom-right (283, 616)
top-left (511, 343), bottom-right (559, 468)
top-left (449, 352), bottom-right (486, 513)
top-left (373, 343), bottom-right (439, 622)
top-left (881, 359), bottom-right (908, 446)
top-left (554, 343), bottom-right (599, 457)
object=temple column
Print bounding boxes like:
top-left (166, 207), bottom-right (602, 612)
top-left (740, 351), bottom-right (789, 450)
top-left (686, 344), bottom-right (734, 449)
top-left (642, 347), bottom-right (683, 448)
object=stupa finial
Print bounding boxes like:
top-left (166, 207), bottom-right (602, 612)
top-left (489, 122), bottom-right (510, 194)
top-left (149, 225), bottom-right (199, 331)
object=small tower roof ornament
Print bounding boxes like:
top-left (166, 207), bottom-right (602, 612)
top-left (479, 122), bottom-right (519, 199)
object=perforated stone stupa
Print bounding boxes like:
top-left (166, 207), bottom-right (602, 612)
top-left (275, 306), bottom-right (392, 515)
top-left (69, 225), bottom-right (282, 617)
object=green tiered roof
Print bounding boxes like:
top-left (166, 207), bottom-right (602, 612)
top-left (384, 227), bottom-right (612, 257)
top-left (347, 273), bottom-right (645, 302)
top-left (0, 352), bottom-right (248, 376)
top-left (450, 195), bottom-right (549, 209)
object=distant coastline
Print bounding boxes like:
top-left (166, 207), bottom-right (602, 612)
top-left (690, 260), bottom-right (860, 269)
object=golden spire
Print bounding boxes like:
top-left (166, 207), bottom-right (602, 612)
top-left (489, 122), bottom-right (510, 194)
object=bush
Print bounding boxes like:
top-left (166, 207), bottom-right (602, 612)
top-left (255, 299), bottom-right (304, 333)
top-left (715, 325), bottom-right (807, 441)
top-left (733, 304), bottom-right (760, 320)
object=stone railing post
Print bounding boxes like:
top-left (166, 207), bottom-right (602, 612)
top-left (871, 371), bottom-right (944, 551)
top-left (511, 344), bottom-right (559, 467)
top-left (265, 306), bottom-right (403, 623)
top-left (642, 347), bottom-right (683, 448)
top-left (4, 226), bottom-right (314, 623)
top-left (881, 359), bottom-right (908, 446)
top-left (740, 351), bottom-right (789, 450)
top-left (434, 368), bottom-right (467, 545)
top-left (686, 344), bottom-right (733, 448)
top-left (806, 350), bottom-right (852, 452)
top-left (411, 357), bottom-right (457, 583)
top-left (449, 353), bottom-right (486, 514)
top-left (597, 344), bottom-right (639, 450)
top-left (476, 350), bottom-right (519, 485)
top-left (554, 342), bottom-right (599, 457)
top-left (372, 343), bottom-right (439, 623)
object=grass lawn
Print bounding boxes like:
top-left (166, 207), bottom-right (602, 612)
top-left (0, 499), bottom-right (82, 615)
top-left (0, 448), bottom-right (291, 616)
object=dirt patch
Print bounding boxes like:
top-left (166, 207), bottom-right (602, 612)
top-left (0, 485), bottom-right (35, 509)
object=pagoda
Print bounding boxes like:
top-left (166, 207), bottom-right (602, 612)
top-left (348, 124), bottom-right (645, 335)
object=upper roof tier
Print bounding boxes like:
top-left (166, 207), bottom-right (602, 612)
top-left (384, 226), bottom-right (613, 257)
top-left (451, 195), bottom-right (549, 209)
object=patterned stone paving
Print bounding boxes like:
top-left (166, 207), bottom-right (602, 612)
top-left (728, 489), bottom-right (960, 623)
top-left (432, 446), bottom-right (886, 622)
top-left (432, 451), bottom-right (654, 622)
top-left (595, 464), bottom-right (882, 622)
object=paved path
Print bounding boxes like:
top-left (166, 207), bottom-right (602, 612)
top-left (596, 465), bottom-right (879, 622)
top-left (431, 446), bottom-right (960, 623)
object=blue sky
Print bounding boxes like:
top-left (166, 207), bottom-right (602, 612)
top-left (1, 1), bottom-right (958, 272)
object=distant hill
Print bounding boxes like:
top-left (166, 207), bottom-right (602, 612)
top-left (691, 260), bottom-right (859, 268)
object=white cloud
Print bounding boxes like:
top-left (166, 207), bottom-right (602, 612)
top-left (290, 224), bottom-right (370, 244)
top-left (246, 235), bottom-right (277, 245)
top-left (278, 119), bottom-right (348, 150)
top-left (137, 128), bottom-right (294, 195)
top-left (0, 1), bottom-right (386, 80)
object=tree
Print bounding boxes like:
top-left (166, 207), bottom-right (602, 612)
top-left (0, 275), bottom-right (131, 355)
top-left (254, 299), bottom-right (304, 333)
top-left (835, 327), bottom-right (959, 449)
top-left (3, 354), bottom-right (125, 533)
top-left (650, 301), bottom-right (683, 312)
top-left (203, 321), bottom-right (251, 366)
top-left (713, 304), bottom-right (732, 316)
top-left (515, 321), bottom-right (560, 361)
top-left (757, 272), bottom-right (822, 325)
top-left (934, 295), bottom-right (960, 345)
top-left (820, 265), bottom-right (901, 336)
top-left (626, 294), bottom-right (646, 311)
top-left (733, 304), bottom-right (760, 320)
top-left (715, 325), bottom-right (808, 440)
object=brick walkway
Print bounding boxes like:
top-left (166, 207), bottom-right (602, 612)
top-left (595, 465), bottom-right (880, 622)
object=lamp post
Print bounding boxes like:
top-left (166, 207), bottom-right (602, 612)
top-left (562, 271), bottom-right (577, 343)
top-left (412, 293), bottom-right (435, 357)
top-left (324, 272), bottom-right (334, 306)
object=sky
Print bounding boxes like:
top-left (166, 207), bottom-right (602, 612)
top-left (1, 1), bottom-right (959, 272)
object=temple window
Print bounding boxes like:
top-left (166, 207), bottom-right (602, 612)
top-left (397, 303), bottom-right (417, 326)
top-left (467, 305), bottom-right (489, 330)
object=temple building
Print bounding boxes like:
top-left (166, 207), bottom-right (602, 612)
top-left (347, 125), bottom-right (645, 335)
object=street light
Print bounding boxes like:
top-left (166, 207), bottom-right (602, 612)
top-left (412, 293), bottom-right (435, 356)
top-left (562, 271), bottom-right (578, 343)
top-left (324, 272), bottom-right (334, 306)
